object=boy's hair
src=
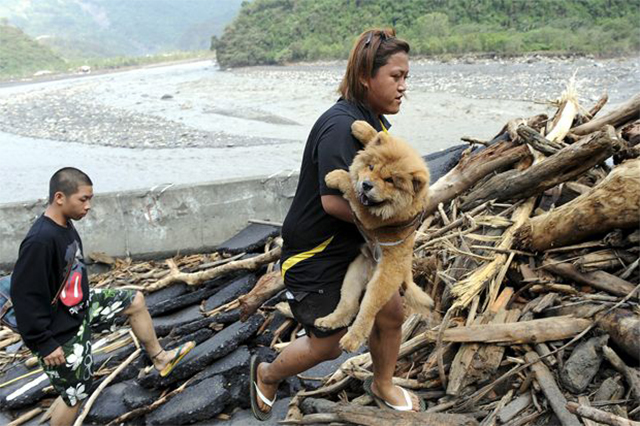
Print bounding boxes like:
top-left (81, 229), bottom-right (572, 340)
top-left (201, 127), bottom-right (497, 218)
top-left (48, 167), bottom-right (93, 203)
top-left (339, 28), bottom-right (410, 106)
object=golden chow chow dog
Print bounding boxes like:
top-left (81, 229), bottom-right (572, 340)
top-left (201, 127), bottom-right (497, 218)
top-left (315, 120), bottom-right (434, 352)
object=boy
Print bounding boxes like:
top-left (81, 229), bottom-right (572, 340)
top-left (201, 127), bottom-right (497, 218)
top-left (11, 167), bottom-right (194, 426)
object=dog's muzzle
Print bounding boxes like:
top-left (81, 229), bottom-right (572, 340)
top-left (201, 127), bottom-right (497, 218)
top-left (357, 181), bottom-right (384, 207)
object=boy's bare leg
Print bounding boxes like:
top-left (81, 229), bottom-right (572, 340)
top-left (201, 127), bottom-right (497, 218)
top-left (50, 398), bottom-right (81, 426)
top-left (255, 329), bottom-right (346, 412)
top-left (122, 291), bottom-right (181, 370)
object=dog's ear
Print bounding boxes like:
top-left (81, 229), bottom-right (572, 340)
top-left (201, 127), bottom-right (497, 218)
top-left (411, 171), bottom-right (429, 195)
top-left (351, 120), bottom-right (378, 146)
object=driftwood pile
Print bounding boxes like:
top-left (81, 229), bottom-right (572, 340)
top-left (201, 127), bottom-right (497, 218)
top-left (1, 84), bottom-right (639, 426)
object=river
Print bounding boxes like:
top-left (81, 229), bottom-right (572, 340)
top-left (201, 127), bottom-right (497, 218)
top-left (1, 56), bottom-right (637, 204)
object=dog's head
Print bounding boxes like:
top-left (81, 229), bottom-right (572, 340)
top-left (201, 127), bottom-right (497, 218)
top-left (350, 121), bottom-right (430, 221)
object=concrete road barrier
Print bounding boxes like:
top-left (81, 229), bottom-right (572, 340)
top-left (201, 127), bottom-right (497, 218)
top-left (0, 174), bottom-right (297, 268)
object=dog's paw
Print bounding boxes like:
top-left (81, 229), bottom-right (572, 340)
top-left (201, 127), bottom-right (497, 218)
top-left (314, 315), bottom-right (343, 330)
top-left (339, 330), bottom-right (365, 353)
top-left (421, 293), bottom-right (435, 310)
top-left (325, 169), bottom-right (348, 189)
top-left (351, 120), bottom-right (378, 145)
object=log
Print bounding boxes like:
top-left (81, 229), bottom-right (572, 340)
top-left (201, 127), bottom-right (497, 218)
top-left (598, 310), bottom-right (640, 362)
top-left (577, 396), bottom-right (605, 426)
top-left (571, 93), bottom-right (640, 136)
top-left (621, 119), bottom-right (640, 146)
top-left (524, 352), bottom-right (581, 426)
top-left (543, 262), bottom-right (637, 299)
top-left (146, 247), bottom-right (281, 292)
top-left (518, 125), bottom-right (567, 156)
top-left (516, 157), bottom-right (640, 251)
top-left (574, 249), bottom-right (637, 272)
top-left (425, 141), bottom-right (530, 217)
top-left (238, 270), bottom-right (284, 321)
top-left (332, 404), bottom-right (479, 426)
top-left (587, 93), bottom-right (609, 121)
top-left (460, 126), bottom-right (619, 210)
top-left (436, 316), bottom-right (591, 344)
top-left (566, 402), bottom-right (640, 426)
top-left (515, 158), bottom-right (640, 251)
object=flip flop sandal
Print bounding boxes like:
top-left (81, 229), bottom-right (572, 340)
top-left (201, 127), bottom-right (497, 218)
top-left (250, 354), bottom-right (276, 421)
top-left (363, 376), bottom-right (426, 412)
top-left (159, 341), bottom-right (195, 377)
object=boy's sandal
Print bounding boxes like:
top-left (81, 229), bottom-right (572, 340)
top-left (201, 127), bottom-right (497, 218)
top-left (159, 341), bottom-right (196, 378)
top-left (250, 354), bottom-right (275, 421)
top-left (363, 376), bottom-right (426, 412)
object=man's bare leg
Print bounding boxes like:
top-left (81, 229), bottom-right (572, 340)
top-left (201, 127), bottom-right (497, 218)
top-left (255, 329), bottom-right (346, 413)
top-left (122, 291), bottom-right (182, 371)
top-left (369, 292), bottom-right (421, 410)
top-left (50, 398), bottom-right (81, 426)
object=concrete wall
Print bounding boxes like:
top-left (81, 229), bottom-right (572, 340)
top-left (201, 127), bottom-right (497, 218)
top-left (0, 175), bottom-right (298, 268)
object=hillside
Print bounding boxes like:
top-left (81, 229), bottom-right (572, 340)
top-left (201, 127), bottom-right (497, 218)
top-left (0, 0), bottom-right (244, 58)
top-left (0, 22), bottom-right (65, 78)
top-left (215, 0), bottom-right (640, 68)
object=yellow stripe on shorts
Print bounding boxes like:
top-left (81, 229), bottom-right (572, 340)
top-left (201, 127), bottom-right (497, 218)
top-left (281, 236), bottom-right (335, 278)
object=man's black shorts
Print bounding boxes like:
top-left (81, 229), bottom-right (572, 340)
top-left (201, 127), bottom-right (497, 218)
top-left (286, 287), bottom-right (346, 338)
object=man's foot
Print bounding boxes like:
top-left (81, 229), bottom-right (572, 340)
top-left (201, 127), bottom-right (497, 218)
top-left (151, 342), bottom-right (195, 377)
top-left (250, 355), bottom-right (279, 420)
top-left (365, 377), bottom-right (424, 412)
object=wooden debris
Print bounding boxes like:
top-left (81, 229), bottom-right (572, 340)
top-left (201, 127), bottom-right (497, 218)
top-left (524, 351), bottom-right (581, 425)
top-left (1, 81), bottom-right (639, 426)
top-left (567, 401), bottom-right (640, 426)
top-left (146, 247), bottom-right (281, 292)
top-left (598, 310), bottom-right (640, 362)
top-left (515, 158), bottom-right (640, 251)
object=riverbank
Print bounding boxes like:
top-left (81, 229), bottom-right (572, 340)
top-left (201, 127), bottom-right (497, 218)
top-left (0, 55), bottom-right (637, 203)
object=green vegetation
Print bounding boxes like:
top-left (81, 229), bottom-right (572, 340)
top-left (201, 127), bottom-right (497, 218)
top-left (215, 0), bottom-right (640, 68)
top-left (0, 21), bottom-right (213, 80)
top-left (0, 22), bottom-right (64, 78)
top-left (0, 0), bottom-right (244, 57)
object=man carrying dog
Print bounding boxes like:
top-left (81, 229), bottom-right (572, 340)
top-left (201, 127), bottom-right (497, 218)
top-left (11, 167), bottom-right (194, 426)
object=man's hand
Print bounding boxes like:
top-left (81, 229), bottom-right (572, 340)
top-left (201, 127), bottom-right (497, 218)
top-left (43, 347), bottom-right (66, 367)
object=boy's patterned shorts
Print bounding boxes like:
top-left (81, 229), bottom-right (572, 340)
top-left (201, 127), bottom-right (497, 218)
top-left (38, 288), bottom-right (135, 407)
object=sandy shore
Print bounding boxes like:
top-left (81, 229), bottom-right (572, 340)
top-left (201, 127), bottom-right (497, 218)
top-left (0, 56), bottom-right (637, 203)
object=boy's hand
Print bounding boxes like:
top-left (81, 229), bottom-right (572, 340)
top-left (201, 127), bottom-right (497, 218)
top-left (43, 347), bottom-right (65, 366)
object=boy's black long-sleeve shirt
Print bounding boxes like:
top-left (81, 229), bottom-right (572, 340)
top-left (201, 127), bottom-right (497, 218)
top-left (11, 215), bottom-right (90, 357)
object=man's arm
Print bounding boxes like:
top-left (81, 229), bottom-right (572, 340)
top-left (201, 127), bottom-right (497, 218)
top-left (321, 195), bottom-right (354, 223)
top-left (10, 241), bottom-right (60, 358)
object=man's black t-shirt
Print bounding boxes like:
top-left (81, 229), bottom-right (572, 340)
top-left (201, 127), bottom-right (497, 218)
top-left (281, 98), bottom-right (390, 293)
top-left (11, 215), bottom-right (91, 357)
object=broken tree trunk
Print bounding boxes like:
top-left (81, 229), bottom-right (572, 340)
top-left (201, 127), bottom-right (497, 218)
top-left (433, 316), bottom-right (591, 344)
top-left (238, 270), bottom-right (284, 321)
top-left (598, 310), bottom-right (640, 363)
top-left (571, 93), bottom-right (640, 136)
top-left (460, 126), bottom-right (619, 210)
top-left (542, 261), bottom-right (637, 299)
top-left (146, 247), bottom-right (281, 292)
top-left (514, 158), bottom-right (640, 251)
top-left (330, 403), bottom-right (479, 426)
top-left (424, 141), bottom-right (530, 217)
